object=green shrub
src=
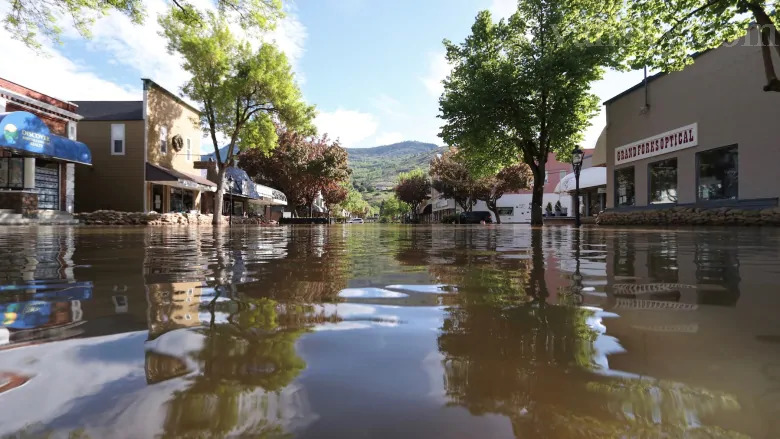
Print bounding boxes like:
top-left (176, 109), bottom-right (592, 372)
top-left (441, 214), bottom-right (459, 224)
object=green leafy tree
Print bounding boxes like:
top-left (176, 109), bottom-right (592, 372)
top-left (394, 169), bottom-right (430, 221)
top-left (429, 147), bottom-right (478, 213)
top-left (380, 195), bottom-right (407, 222)
top-left (473, 163), bottom-right (533, 224)
top-left (4, 0), bottom-right (282, 51)
top-left (161, 9), bottom-right (315, 225)
top-left (621, 0), bottom-right (780, 92)
top-left (439, 1), bottom-right (613, 225)
top-left (334, 185), bottom-right (371, 218)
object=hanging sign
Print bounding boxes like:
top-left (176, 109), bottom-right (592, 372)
top-left (615, 123), bottom-right (697, 165)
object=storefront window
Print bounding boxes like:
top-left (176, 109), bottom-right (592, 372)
top-left (649, 158), bottom-right (678, 204)
top-left (170, 187), bottom-right (195, 213)
top-left (615, 167), bottom-right (635, 206)
top-left (152, 184), bottom-right (164, 212)
top-left (0, 157), bottom-right (24, 189)
top-left (698, 145), bottom-right (738, 201)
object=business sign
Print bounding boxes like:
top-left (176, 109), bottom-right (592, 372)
top-left (0, 111), bottom-right (92, 164)
top-left (615, 123), bottom-right (697, 165)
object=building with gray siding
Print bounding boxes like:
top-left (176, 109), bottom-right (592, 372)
top-left (604, 28), bottom-right (780, 211)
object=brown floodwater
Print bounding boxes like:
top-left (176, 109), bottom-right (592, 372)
top-left (0, 225), bottom-right (779, 438)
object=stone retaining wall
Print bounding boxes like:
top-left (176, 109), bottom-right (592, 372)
top-left (74, 211), bottom-right (277, 226)
top-left (597, 207), bottom-right (780, 226)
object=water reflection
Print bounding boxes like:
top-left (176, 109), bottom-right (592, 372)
top-left (0, 225), bottom-right (778, 438)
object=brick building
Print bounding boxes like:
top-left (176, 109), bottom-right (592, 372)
top-left (0, 78), bottom-right (92, 221)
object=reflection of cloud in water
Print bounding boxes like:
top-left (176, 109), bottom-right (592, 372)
top-left (0, 328), bottom-right (318, 437)
top-left (385, 284), bottom-right (455, 294)
top-left (312, 322), bottom-right (371, 331)
top-left (338, 288), bottom-right (409, 298)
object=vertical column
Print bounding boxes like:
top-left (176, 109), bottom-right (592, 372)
top-left (65, 163), bottom-right (75, 213)
top-left (23, 157), bottom-right (35, 190)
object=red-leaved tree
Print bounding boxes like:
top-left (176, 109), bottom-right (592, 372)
top-left (474, 164), bottom-right (533, 224)
top-left (240, 129), bottom-right (351, 216)
top-left (394, 169), bottom-right (430, 221)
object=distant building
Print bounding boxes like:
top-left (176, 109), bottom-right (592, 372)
top-left (431, 152), bottom-right (574, 223)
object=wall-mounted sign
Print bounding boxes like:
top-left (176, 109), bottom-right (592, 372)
top-left (0, 111), bottom-right (92, 164)
top-left (192, 161), bottom-right (212, 169)
top-left (615, 123), bottom-right (697, 166)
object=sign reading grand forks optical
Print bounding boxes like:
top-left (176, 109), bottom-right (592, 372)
top-left (615, 123), bottom-right (698, 165)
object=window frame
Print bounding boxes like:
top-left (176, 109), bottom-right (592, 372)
top-left (614, 165), bottom-right (636, 207)
top-left (110, 123), bottom-right (125, 156)
top-left (159, 125), bottom-right (168, 154)
top-left (186, 138), bottom-right (192, 161)
top-left (496, 207), bottom-right (514, 216)
top-left (647, 157), bottom-right (678, 205)
top-left (695, 144), bottom-right (739, 203)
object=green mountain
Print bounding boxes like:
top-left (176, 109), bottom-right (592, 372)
top-left (346, 141), bottom-right (440, 191)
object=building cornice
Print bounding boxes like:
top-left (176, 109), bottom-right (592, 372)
top-left (0, 87), bottom-right (83, 121)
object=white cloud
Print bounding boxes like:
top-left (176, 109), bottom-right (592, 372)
top-left (489, 0), bottom-right (517, 19)
top-left (314, 109), bottom-right (378, 148)
top-left (0, 29), bottom-right (138, 101)
top-left (371, 93), bottom-right (405, 119)
top-left (421, 52), bottom-right (451, 97)
top-left (374, 132), bottom-right (404, 146)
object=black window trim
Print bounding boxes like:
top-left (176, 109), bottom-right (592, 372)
top-left (614, 165), bottom-right (636, 207)
top-left (695, 143), bottom-right (739, 204)
top-left (647, 156), bottom-right (679, 205)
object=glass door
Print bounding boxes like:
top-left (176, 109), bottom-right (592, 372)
top-left (35, 161), bottom-right (60, 210)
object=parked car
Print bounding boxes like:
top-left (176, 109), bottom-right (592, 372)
top-left (347, 218), bottom-right (364, 224)
top-left (459, 211), bottom-right (493, 224)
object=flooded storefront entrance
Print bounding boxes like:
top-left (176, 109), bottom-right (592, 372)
top-left (0, 225), bottom-right (778, 438)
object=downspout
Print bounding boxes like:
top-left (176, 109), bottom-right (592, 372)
top-left (142, 80), bottom-right (149, 212)
top-left (644, 66), bottom-right (648, 106)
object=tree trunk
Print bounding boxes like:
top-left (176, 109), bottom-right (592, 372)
top-left (212, 166), bottom-right (228, 226)
top-left (487, 199), bottom-right (501, 224)
top-left (530, 169), bottom-right (545, 226)
top-left (745, 1), bottom-right (780, 91)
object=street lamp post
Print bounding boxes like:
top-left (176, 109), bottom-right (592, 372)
top-left (226, 175), bottom-right (234, 227)
top-left (571, 148), bottom-right (584, 228)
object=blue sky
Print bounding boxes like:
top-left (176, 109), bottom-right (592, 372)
top-left (0, 0), bottom-right (644, 151)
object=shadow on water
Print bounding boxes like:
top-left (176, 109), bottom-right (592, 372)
top-left (0, 225), bottom-right (779, 438)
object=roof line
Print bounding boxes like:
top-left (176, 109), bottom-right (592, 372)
top-left (142, 78), bottom-right (201, 116)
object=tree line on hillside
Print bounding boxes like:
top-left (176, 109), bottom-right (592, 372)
top-left (15, 0), bottom-right (780, 227)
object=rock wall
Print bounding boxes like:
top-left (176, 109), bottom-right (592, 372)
top-left (597, 207), bottom-right (780, 226)
top-left (74, 211), bottom-right (277, 226)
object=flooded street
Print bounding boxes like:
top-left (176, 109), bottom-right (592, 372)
top-left (1, 225), bottom-right (779, 438)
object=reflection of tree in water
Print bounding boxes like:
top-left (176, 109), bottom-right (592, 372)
top-left (155, 296), bottom-right (331, 438)
top-left (439, 302), bottom-right (748, 437)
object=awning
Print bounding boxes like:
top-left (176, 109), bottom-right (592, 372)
top-left (225, 166), bottom-right (261, 199)
top-left (554, 167), bottom-right (607, 193)
top-left (0, 111), bottom-right (92, 165)
top-left (146, 162), bottom-right (216, 192)
top-left (255, 183), bottom-right (288, 206)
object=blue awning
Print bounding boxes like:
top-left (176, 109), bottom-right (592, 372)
top-left (225, 166), bottom-right (262, 199)
top-left (0, 111), bottom-right (92, 165)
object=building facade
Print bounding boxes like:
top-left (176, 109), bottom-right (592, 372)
top-left (0, 78), bottom-right (92, 218)
top-left (605, 29), bottom-right (780, 211)
top-left (74, 79), bottom-right (215, 213)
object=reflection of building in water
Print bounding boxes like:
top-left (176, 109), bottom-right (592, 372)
top-left (146, 282), bottom-right (207, 341)
top-left (0, 228), bottom-right (96, 346)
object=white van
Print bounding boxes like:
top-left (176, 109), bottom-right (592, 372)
top-left (347, 218), bottom-right (364, 224)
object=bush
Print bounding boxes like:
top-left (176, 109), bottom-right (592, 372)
top-left (441, 214), bottom-right (459, 224)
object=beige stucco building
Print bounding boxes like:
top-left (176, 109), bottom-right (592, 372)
top-left (605, 28), bottom-right (780, 210)
top-left (74, 79), bottom-right (215, 213)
